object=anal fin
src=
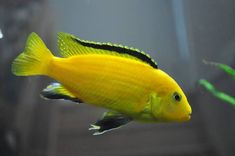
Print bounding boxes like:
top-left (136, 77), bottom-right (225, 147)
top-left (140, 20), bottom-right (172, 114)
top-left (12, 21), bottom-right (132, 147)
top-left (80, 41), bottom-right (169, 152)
top-left (40, 82), bottom-right (82, 103)
top-left (89, 111), bottom-right (132, 135)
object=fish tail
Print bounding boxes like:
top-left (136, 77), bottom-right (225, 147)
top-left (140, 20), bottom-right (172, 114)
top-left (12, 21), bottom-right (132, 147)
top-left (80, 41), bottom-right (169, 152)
top-left (12, 32), bottom-right (53, 76)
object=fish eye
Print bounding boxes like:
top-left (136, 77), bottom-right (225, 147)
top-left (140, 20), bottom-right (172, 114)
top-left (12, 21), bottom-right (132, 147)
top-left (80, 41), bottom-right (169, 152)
top-left (173, 92), bottom-right (181, 102)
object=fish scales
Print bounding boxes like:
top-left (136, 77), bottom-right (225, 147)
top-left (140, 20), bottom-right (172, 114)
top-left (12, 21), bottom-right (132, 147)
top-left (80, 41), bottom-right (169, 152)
top-left (50, 54), bottom-right (154, 113)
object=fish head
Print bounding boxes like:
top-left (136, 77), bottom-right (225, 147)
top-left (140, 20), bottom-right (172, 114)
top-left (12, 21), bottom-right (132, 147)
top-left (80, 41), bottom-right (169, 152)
top-left (150, 71), bottom-right (192, 122)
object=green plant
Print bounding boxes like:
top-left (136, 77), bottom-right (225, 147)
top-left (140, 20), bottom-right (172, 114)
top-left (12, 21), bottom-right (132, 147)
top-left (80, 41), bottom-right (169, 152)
top-left (199, 60), bottom-right (235, 106)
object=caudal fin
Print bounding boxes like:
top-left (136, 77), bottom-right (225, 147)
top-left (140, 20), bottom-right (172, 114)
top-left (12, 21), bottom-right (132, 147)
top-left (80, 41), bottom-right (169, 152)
top-left (12, 32), bottom-right (53, 76)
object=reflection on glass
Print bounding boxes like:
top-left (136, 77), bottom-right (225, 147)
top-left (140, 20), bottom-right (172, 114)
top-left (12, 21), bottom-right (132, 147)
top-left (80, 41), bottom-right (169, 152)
top-left (0, 29), bottom-right (3, 39)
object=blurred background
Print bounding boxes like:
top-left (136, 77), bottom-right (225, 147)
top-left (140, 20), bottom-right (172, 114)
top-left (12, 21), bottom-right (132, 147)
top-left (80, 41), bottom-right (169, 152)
top-left (1, 0), bottom-right (235, 156)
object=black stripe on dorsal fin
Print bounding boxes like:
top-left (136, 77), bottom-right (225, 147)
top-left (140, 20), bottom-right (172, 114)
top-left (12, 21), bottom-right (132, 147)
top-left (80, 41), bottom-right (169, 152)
top-left (57, 32), bottom-right (158, 69)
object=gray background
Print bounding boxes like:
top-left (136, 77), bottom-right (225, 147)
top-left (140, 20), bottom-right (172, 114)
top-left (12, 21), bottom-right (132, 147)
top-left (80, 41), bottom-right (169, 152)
top-left (1, 0), bottom-right (235, 156)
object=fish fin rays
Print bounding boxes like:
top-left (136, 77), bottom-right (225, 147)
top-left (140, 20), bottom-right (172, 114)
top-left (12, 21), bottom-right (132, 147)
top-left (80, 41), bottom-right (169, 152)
top-left (12, 32), bottom-right (53, 76)
top-left (40, 82), bottom-right (82, 103)
top-left (57, 32), bottom-right (158, 69)
top-left (89, 111), bottom-right (132, 135)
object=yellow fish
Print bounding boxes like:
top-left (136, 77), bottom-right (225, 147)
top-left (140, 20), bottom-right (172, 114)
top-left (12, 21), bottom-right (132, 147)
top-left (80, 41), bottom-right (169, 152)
top-left (12, 32), bottom-right (192, 135)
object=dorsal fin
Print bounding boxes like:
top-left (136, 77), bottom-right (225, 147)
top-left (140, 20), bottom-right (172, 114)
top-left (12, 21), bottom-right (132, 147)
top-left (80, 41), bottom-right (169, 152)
top-left (57, 32), bottom-right (158, 69)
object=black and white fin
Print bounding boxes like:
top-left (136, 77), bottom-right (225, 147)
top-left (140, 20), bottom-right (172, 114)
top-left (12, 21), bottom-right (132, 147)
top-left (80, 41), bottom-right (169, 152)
top-left (40, 82), bottom-right (82, 103)
top-left (89, 111), bottom-right (132, 135)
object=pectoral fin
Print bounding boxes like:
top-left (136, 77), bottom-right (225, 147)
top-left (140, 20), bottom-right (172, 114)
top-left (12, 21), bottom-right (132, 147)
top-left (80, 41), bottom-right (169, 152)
top-left (89, 111), bottom-right (132, 135)
top-left (40, 82), bottom-right (82, 103)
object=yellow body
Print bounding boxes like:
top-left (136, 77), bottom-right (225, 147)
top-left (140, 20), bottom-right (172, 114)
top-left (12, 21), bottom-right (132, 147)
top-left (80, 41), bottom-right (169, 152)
top-left (12, 33), bottom-right (192, 122)
top-left (50, 55), bottom-right (153, 112)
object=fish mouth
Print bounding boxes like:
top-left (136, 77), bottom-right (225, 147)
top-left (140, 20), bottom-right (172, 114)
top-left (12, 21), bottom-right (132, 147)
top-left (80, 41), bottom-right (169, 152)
top-left (186, 113), bottom-right (192, 120)
top-left (180, 113), bottom-right (191, 121)
top-left (187, 114), bottom-right (191, 120)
